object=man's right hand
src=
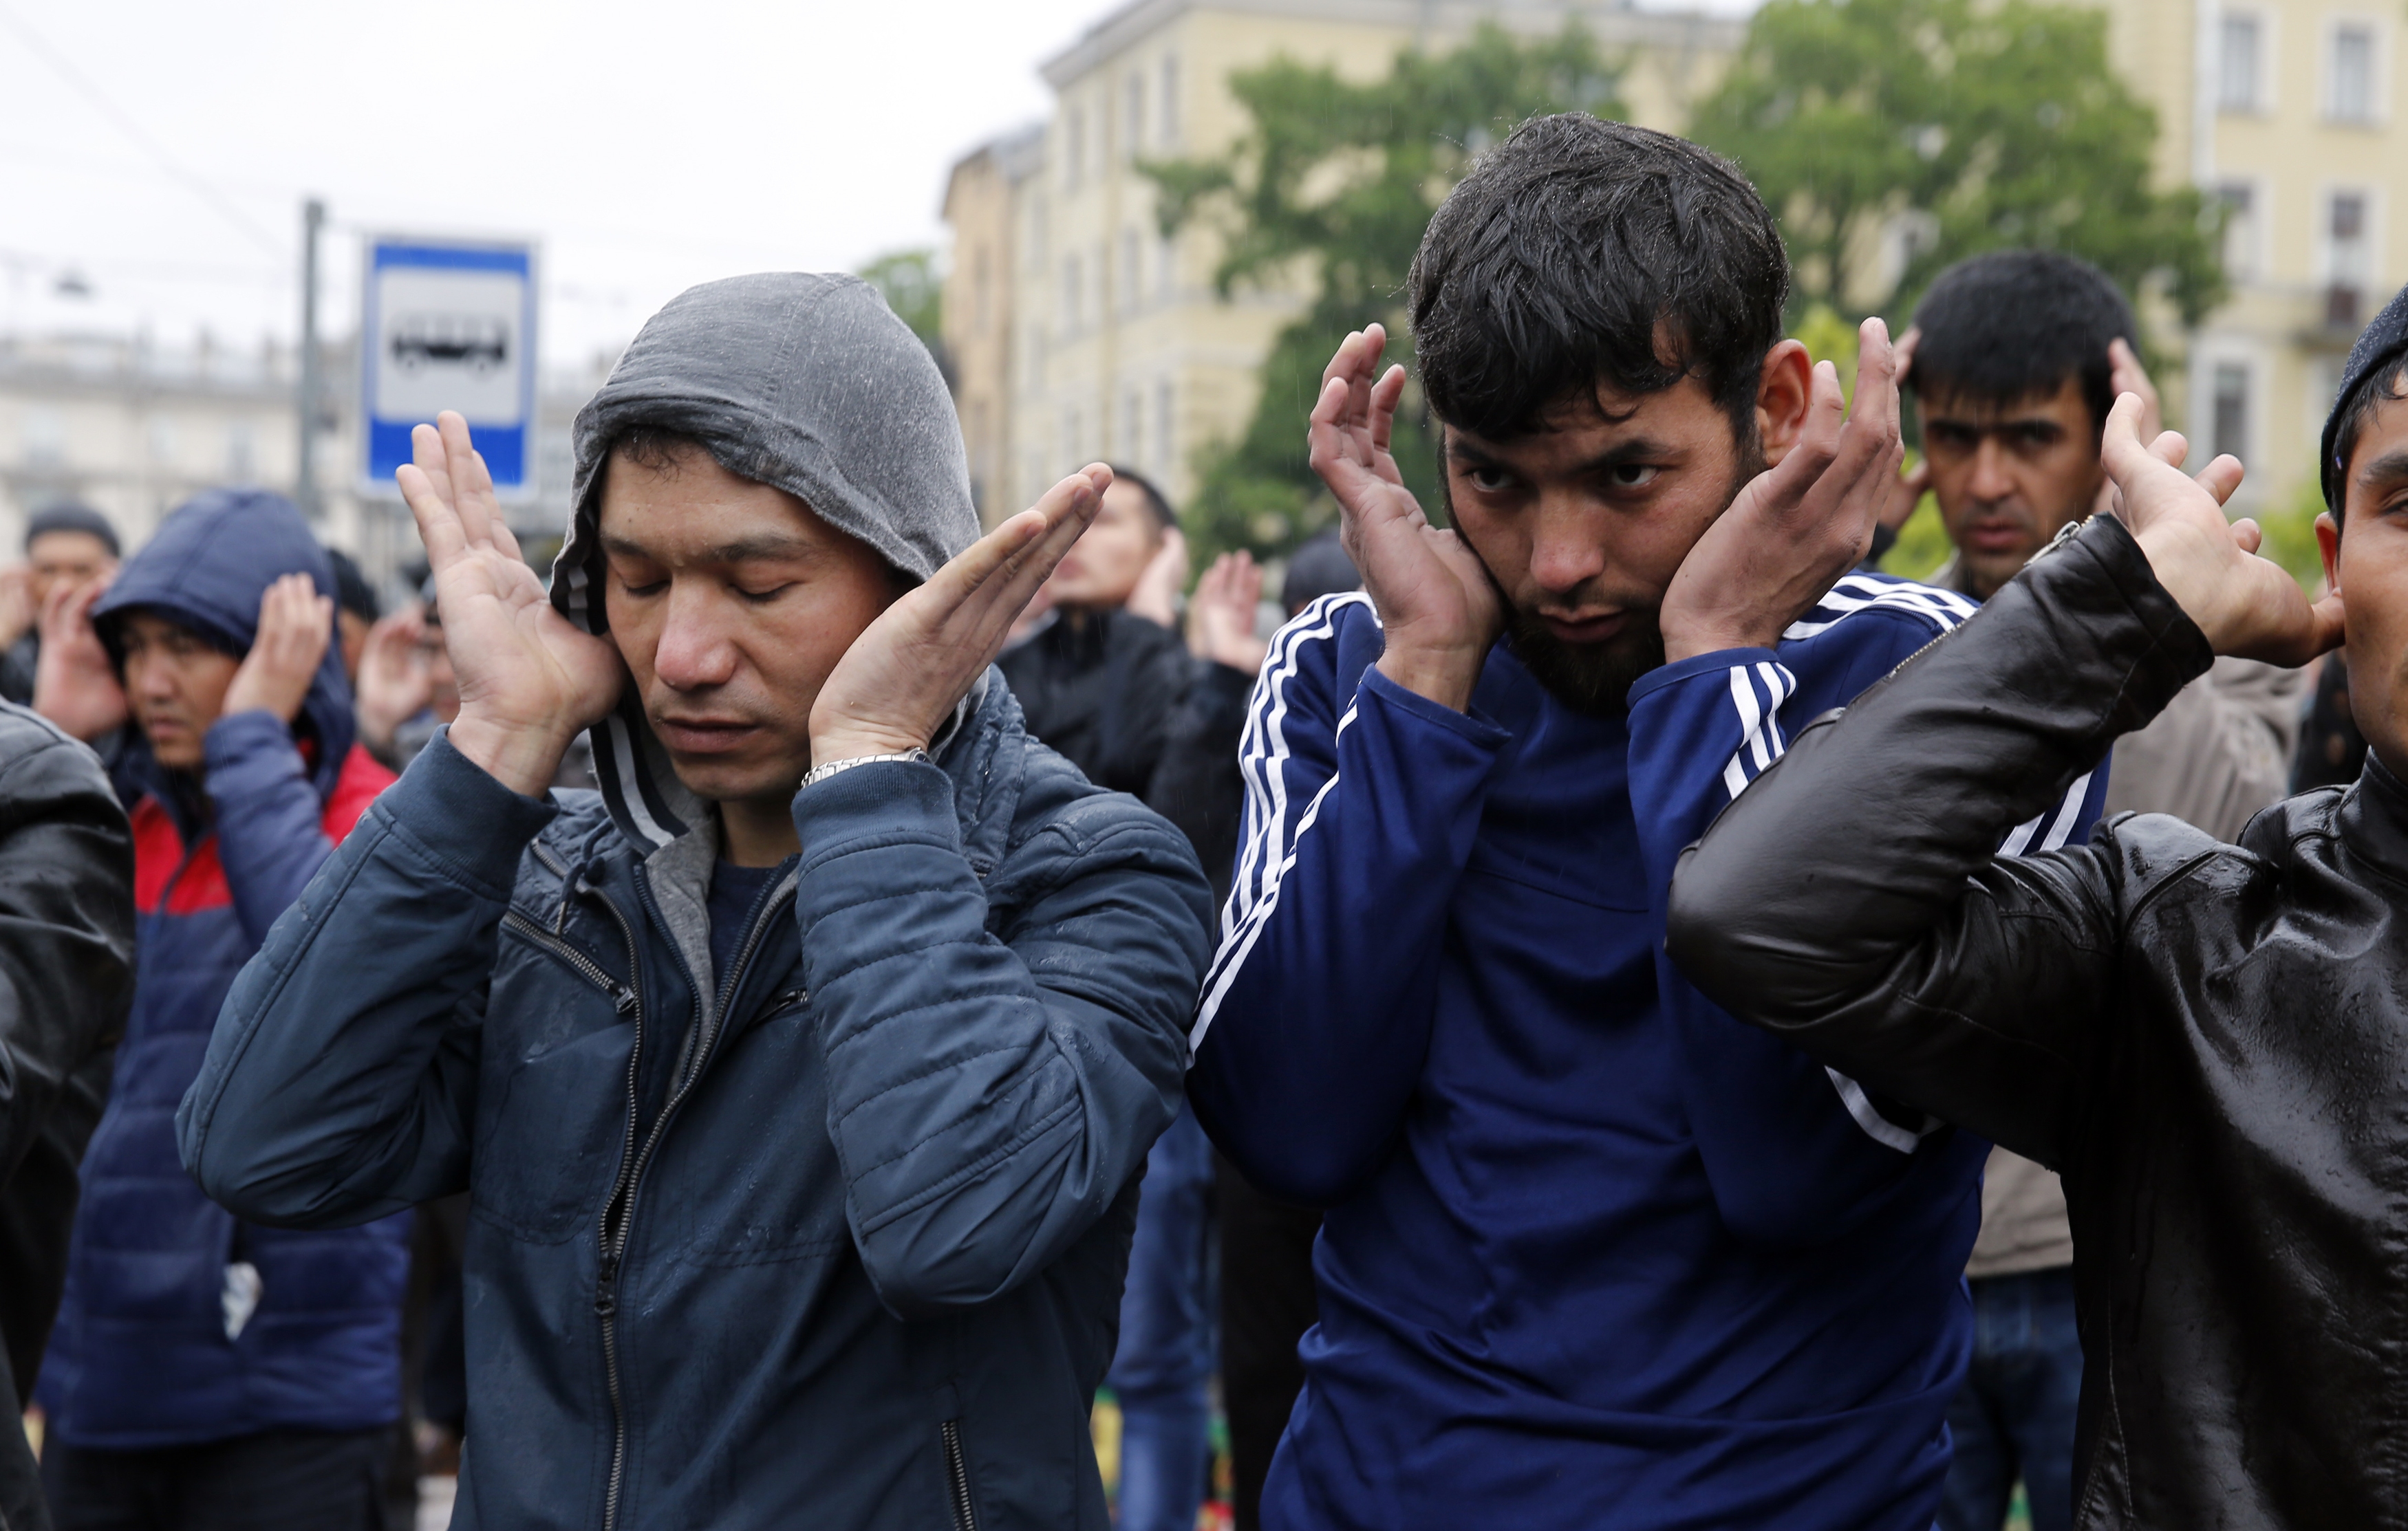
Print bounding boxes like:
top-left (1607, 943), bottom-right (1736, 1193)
top-left (2100, 395), bottom-right (2343, 667)
top-left (354, 605), bottom-right (434, 752)
top-left (396, 411), bottom-right (623, 795)
top-left (1309, 324), bottom-right (1501, 712)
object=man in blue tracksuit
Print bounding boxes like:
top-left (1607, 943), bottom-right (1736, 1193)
top-left (177, 274), bottom-right (1210, 1531)
top-left (1185, 116), bottom-right (2107, 1530)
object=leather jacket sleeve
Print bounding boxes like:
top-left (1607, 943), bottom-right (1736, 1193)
top-left (1665, 517), bottom-right (2213, 1168)
top-left (0, 708), bottom-right (134, 1192)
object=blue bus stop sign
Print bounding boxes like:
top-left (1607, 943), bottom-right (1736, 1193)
top-left (360, 237), bottom-right (537, 498)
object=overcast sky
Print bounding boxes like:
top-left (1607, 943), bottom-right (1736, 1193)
top-left (0, 0), bottom-right (1754, 367)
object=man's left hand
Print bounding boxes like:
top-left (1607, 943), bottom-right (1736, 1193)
top-left (1661, 317), bottom-right (1906, 662)
top-left (225, 573), bottom-right (332, 724)
top-left (808, 467), bottom-right (1110, 769)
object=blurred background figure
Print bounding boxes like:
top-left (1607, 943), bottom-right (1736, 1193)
top-left (32, 489), bottom-right (407, 1531)
top-left (354, 578), bottom-right (452, 776)
top-left (1902, 249), bottom-right (2304, 1531)
top-left (321, 550), bottom-right (379, 686)
top-left (1168, 530), bottom-right (1359, 1531)
top-left (0, 506), bottom-right (120, 709)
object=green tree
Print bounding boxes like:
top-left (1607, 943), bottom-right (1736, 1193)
top-left (1146, 25), bottom-right (1624, 561)
top-left (857, 247), bottom-right (946, 358)
top-left (1690, 0), bottom-right (2224, 329)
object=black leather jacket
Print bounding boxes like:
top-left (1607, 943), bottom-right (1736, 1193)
top-left (0, 705), bottom-right (134, 1529)
top-left (1668, 516), bottom-right (2399, 1530)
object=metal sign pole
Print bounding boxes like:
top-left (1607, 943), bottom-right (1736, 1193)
top-left (297, 196), bottom-right (325, 518)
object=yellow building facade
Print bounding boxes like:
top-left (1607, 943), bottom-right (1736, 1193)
top-left (2091, 0), bottom-right (2408, 511)
top-left (943, 0), bottom-right (1741, 525)
top-left (941, 0), bottom-right (2403, 525)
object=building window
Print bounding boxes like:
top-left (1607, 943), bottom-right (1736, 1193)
top-left (2216, 182), bottom-right (2259, 281)
top-left (1159, 234), bottom-right (1177, 301)
top-left (20, 407), bottom-right (62, 469)
top-left (1121, 228), bottom-right (1142, 314)
top-left (1064, 408), bottom-right (1083, 472)
top-left (2328, 191), bottom-right (2372, 328)
top-left (1161, 55), bottom-right (1180, 146)
top-left (2332, 22), bottom-right (2378, 123)
top-left (2220, 12), bottom-right (2263, 112)
top-left (2211, 362), bottom-right (2250, 463)
top-left (1156, 381), bottom-right (1176, 475)
top-left (146, 414), bottom-right (175, 466)
top-left (1126, 72), bottom-right (1146, 160)
top-left (1062, 253), bottom-right (1083, 334)
top-left (1064, 107), bottom-right (1084, 193)
top-left (1123, 388), bottom-right (1143, 462)
top-left (225, 420), bottom-right (256, 481)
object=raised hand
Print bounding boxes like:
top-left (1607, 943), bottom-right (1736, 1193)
top-left (1309, 324), bottom-right (1501, 710)
top-left (0, 565), bottom-right (35, 651)
top-left (1187, 551), bottom-right (1268, 675)
top-left (810, 466), bottom-right (1112, 768)
top-left (354, 605), bottom-right (434, 752)
top-left (224, 573), bottom-right (332, 724)
top-left (1128, 525), bottom-right (1190, 630)
top-left (396, 411), bottom-right (624, 795)
top-left (32, 576), bottom-right (127, 743)
top-left (2102, 395), bottom-right (2343, 666)
top-left (2092, 338), bottom-right (2164, 519)
top-left (1662, 318), bottom-right (1906, 661)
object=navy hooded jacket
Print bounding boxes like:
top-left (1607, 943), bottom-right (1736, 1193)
top-left (37, 489), bottom-right (405, 1449)
top-left (175, 276), bottom-right (1214, 1530)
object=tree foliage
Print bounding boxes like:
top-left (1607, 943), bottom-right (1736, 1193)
top-left (1146, 25), bottom-right (1625, 560)
top-left (1690, 0), bottom-right (2224, 328)
top-left (857, 247), bottom-right (946, 359)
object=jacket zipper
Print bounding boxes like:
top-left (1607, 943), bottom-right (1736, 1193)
top-left (595, 872), bottom-right (797, 1531)
top-left (943, 1419), bottom-right (977, 1531)
top-left (499, 910), bottom-right (634, 1010)
top-left (580, 880), bottom-right (646, 1531)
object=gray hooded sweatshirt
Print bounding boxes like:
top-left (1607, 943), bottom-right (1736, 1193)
top-left (182, 272), bottom-right (1211, 1531)
top-left (555, 271), bottom-right (982, 852)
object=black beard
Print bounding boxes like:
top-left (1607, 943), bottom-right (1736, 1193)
top-left (1502, 607), bottom-right (1668, 718)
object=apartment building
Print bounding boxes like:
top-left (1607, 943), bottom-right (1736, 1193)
top-left (2111, 0), bottom-right (2408, 509)
top-left (943, 0), bottom-right (1741, 525)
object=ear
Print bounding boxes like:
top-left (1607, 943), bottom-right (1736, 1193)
top-left (2318, 508), bottom-right (2343, 598)
top-left (1754, 340), bottom-right (1815, 467)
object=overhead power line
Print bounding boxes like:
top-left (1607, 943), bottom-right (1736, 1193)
top-left (0, 2), bottom-right (284, 259)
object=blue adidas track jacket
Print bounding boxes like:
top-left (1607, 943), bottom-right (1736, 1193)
top-left (1186, 574), bottom-right (2108, 1531)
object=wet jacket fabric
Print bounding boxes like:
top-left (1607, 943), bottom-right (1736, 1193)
top-left (0, 705), bottom-right (135, 1530)
top-left (178, 273), bottom-right (1214, 1530)
top-left (1668, 514), bottom-right (2403, 1530)
top-left (1000, 609), bottom-right (1192, 796)
top-left (1186, 579), bottom-right (2106, 1531)
top-left (39, 490), bottom-right (405, 1450)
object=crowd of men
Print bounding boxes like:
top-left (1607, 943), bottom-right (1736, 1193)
top-left (0, 111), bottom-right (2392, 1531)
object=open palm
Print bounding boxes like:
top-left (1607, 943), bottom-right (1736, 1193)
top-left (396, 413), bottom-right (622, 789)
top-left (1309, 325), bottom-right (1501, 702)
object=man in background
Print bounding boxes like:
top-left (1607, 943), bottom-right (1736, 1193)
top-left (323, 547), bottom-right (380, 685)
top-left (1898, 248), bottom-right (2303, 1531)
top-left (34, 488), bottom-right (406, 1531)
top-left (0, 504), bottom-right (120, 708)
top-left (1146, 528), bottom-right (1359, 1531)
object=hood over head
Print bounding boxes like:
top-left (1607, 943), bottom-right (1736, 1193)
top-left (93, 487), bottom-right (356, 812)
top-left (552, 272), bottom-right (981, 852)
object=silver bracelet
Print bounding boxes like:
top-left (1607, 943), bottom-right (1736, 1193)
top-left (800, 748), bottom-right (930, 790)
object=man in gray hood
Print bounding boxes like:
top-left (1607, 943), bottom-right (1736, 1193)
top-left (176, 273), bottom-right (1214, 1530)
